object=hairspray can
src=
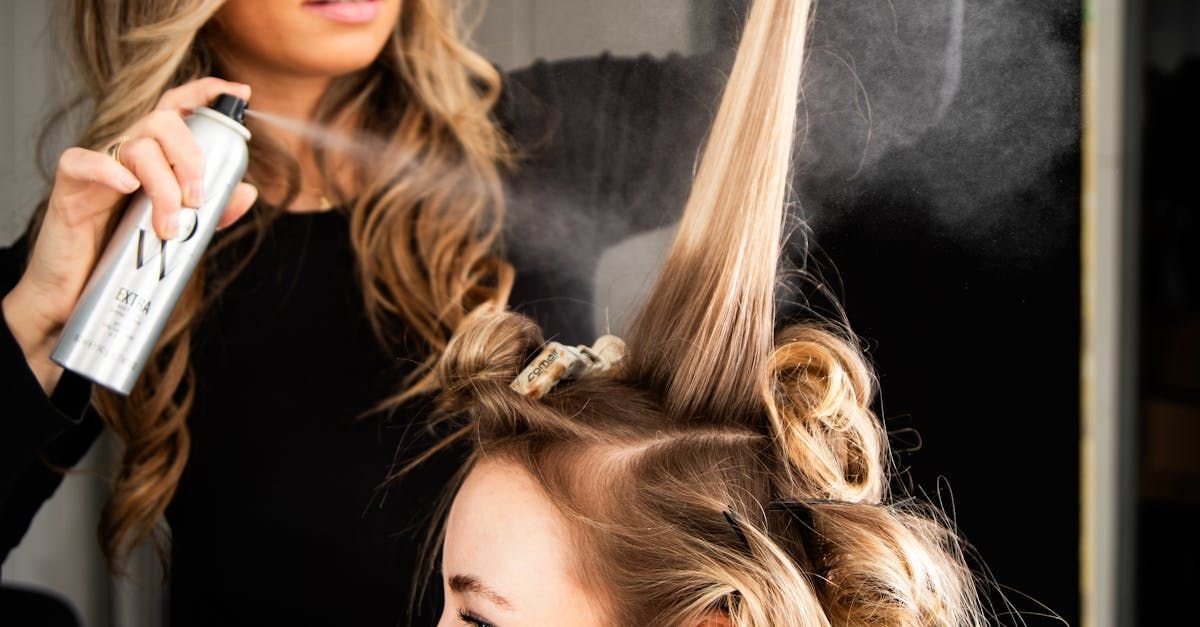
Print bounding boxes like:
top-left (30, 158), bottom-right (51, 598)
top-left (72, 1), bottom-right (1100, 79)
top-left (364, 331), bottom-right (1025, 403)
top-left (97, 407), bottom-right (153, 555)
top-left (51, 94), bottom-right (250, 394)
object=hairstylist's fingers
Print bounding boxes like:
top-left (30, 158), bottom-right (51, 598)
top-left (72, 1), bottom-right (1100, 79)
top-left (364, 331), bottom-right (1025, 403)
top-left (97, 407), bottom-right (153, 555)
top-left (136, 110), bottom-right (206, 207)
top-left (121, 137), bottom-right (183, 239)
top-left (53, 145), bottom-right (141, 202)
top-left (217, 182), bottom-right (258, 230)
top-left (51, 148), bottom-right (141, 222)
top-left (156, 77), bottom-right (252, 114)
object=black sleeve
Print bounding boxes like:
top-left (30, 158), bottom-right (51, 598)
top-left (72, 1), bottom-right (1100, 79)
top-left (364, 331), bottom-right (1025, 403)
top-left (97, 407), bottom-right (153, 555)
top-left (498, 52), bottom-right (733, 342)
top-left (0, 237), bottom-right (101, 568)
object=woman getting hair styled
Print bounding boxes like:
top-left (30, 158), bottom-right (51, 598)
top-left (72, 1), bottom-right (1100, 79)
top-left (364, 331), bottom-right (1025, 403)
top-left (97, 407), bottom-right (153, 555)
top-left (429, 0), bottom-right (987, 624)
top-left (1, 0), bottom-right (726, 623)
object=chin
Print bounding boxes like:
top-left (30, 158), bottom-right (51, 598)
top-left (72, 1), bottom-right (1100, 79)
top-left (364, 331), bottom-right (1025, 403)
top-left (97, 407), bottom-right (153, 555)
top-left (214, 0), bottom-right (401, 80)
top-left (291, 38), bottom-right (391, 77)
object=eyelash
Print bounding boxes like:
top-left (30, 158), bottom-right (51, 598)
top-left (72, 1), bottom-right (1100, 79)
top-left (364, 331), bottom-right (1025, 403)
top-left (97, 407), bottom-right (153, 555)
top-left (458, 609), bottom-right (495, 627)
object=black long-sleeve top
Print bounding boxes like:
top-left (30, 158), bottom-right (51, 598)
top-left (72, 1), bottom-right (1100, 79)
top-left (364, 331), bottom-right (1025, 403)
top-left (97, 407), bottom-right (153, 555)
top-left (0, 55), bottom-right (728, 625)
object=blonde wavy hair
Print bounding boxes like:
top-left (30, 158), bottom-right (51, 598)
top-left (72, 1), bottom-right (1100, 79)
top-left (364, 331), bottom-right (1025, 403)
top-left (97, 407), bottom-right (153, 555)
top-left (29, 0), bottom-right (511, 569)
top-left (423, 0), bottom-right (988, 623)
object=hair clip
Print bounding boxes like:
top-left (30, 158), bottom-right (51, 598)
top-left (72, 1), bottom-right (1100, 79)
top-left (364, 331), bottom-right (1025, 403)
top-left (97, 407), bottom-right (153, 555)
top-left (768, 499), bottom-right (820, 530)
top-left (768, 498), bottom-right (881, 574)
top-left (510, 335), bottom-right (626, 399)
top-left (723, 509), bottom-right (753, 553)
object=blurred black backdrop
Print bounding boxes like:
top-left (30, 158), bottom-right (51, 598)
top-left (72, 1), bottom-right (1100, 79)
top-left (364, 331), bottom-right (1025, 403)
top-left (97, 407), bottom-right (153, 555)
top-left (1136, 3), bottom-right (1200, 625)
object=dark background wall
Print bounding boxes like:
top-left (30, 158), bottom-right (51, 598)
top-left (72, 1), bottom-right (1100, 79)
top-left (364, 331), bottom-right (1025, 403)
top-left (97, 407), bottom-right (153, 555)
top-left (1136, 2), bottom-right (1200, 625)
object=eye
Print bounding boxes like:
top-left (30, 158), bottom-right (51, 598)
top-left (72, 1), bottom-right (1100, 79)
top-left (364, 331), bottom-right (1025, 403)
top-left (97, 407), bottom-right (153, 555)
top-left (458, 609), bottom-right (496, 627)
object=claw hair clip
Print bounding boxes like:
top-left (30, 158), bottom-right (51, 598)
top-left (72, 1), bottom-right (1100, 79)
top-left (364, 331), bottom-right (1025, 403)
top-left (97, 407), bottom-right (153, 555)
top-left (510, 335), bottom-right (627, 399)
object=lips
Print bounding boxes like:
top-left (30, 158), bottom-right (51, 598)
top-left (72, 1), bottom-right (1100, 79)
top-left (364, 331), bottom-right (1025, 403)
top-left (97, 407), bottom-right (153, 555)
top-left (302, 0), bottom-right (382, 25)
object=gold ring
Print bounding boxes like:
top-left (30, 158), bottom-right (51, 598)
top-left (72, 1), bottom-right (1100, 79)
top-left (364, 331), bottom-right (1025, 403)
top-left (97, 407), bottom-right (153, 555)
top-left (106, 135), bottom-right (132, 166)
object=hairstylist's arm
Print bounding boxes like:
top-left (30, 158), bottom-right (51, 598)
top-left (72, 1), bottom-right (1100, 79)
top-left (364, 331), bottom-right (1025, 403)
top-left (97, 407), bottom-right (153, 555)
top-left (1, 78), bottom-right (258, 395)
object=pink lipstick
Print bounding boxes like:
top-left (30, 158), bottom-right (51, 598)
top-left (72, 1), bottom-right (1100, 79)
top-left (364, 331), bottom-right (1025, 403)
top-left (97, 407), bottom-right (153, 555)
top-left (302, 0), bottom-right (382, 25)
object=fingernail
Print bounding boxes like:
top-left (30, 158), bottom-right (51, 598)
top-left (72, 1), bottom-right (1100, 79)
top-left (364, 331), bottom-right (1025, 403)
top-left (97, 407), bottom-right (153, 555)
top-left (165, 213), bottom-right (180, 239)
top-left (186, 180), bottom-right (205, 207)
top-left (174, 209), bottom-right (198, 241)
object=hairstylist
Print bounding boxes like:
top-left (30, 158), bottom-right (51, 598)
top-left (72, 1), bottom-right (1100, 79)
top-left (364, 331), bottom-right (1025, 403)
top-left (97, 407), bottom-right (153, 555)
top-left (1, 0), bottom-right (722, 624)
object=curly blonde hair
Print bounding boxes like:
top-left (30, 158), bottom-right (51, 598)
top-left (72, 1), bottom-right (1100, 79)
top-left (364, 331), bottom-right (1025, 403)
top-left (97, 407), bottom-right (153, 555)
top-left (422, 0), bottom-right (988, 623)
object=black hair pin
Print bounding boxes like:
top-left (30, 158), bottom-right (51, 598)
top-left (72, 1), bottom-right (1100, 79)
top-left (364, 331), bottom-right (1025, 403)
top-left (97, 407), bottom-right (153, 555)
top-left (722, 500), bottom-right (883, 571)
top-left (764, 498), bottom-right (885, 575)
top-left (723, 500), bottom-right (848, 552)
top-left (723, 509), bottom-right (753, 553)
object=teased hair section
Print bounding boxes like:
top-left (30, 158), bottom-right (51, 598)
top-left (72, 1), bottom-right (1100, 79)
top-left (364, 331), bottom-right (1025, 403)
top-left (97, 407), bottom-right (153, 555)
top-left (624, 0), bottom-right (812, 425)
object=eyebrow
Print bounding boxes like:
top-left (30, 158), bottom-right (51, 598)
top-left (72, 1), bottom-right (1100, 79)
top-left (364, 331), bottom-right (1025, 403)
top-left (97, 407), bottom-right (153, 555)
top-left (449, 574), bottom-right (516, 611)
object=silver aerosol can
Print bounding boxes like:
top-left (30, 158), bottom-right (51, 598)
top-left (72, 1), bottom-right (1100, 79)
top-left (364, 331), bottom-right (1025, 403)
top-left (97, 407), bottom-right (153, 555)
top-left (51, 94), bottom-right (251, 394)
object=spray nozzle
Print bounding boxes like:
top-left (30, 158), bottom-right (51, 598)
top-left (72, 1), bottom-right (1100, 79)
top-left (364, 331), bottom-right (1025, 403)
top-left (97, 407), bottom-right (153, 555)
top-left (211, 93), bottom-right (249, 125)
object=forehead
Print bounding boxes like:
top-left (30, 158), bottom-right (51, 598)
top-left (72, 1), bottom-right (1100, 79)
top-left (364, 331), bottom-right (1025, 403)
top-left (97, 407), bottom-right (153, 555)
top-left (443, 458), bottom-right (605, 624)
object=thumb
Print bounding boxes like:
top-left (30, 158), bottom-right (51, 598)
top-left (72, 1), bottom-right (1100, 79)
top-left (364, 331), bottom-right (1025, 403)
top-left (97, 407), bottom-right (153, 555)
top-left (217, 182), bottom-right (258, 230)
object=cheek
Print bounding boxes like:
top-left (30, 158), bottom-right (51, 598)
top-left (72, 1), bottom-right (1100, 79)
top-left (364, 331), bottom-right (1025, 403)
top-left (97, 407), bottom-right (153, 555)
top-left (215, 0), bottom-right (305, 46)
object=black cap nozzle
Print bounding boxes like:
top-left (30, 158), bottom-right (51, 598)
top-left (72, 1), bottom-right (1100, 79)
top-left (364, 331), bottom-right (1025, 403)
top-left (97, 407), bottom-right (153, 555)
top-left (211, 93), bottom-right (248, 125)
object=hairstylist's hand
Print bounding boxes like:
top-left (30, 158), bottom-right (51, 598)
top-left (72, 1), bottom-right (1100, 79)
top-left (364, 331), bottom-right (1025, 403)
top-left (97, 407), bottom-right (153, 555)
top-left (2, 77), bottom-right (259, 394)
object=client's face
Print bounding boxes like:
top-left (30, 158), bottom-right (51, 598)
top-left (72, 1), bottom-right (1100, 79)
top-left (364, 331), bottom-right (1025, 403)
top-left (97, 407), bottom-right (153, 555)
top-left (439, 459), bottom-right (608, 627)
